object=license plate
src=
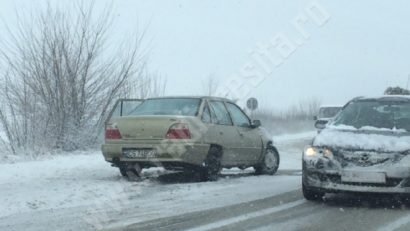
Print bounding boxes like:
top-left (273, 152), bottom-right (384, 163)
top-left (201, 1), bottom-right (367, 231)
top-left (123, 149), bottom-right (158, 159)
top-left (341, 171), bottom-right (386, 184)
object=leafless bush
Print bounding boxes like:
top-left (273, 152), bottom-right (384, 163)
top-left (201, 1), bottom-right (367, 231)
top-left (123, 66), bottom-right (167, 99)
top-left (0, 2), bottom-right (161, 155)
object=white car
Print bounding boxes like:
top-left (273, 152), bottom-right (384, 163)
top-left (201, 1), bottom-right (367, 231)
top-left (303, 96), bottom-right (410, 200)
top-left (314, 105), bottom-right (343, 131)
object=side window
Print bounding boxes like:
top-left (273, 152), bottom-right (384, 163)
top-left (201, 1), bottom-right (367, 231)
top-left (227, 103), bottom-right (251, 127)
top-left (209, 101), bottom-right (232, 126)
top-left (202, 105), bottom-right (212, 123)
top-left (209, 104), bottom-right (218, 123)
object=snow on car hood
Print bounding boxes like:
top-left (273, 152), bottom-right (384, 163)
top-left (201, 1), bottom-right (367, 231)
top-left (313, 125), bottom-right (410, 153)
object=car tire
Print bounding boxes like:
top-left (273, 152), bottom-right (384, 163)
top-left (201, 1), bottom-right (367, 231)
top-left (200, 146), bottom-right (223, 182)
top-left (120, 163), bottom-right (142, 181)
top-left (302, 184), bottom-right (325, 201)
top-left (255, 147), bottom-right (280, 175)
top-left (119, 167), bottom-right (128, 177)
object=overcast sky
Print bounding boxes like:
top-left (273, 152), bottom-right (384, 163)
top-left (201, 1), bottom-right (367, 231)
top-left (1, 0), bottom-right (410, 110)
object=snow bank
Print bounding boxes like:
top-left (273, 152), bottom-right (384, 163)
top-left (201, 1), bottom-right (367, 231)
top-left (314, 128), bottom-right (410, 152)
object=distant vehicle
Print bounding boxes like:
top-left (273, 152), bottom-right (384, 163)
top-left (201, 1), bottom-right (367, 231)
top-left (303, 96), bottom-right (410, 201)
top-left (314, 105), bottom-right (342, 131)
top-left (102, 96), bottom-right (280, 181)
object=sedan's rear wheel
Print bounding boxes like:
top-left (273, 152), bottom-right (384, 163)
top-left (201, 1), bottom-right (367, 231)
top-left (119, 167), bottom-right (128, 177)
top-left (255, 147), bottom-right (280, 175)
top-left (200, 146), bottom-right (222, 182)
top-left (120, 163), bottom-right (142, 181)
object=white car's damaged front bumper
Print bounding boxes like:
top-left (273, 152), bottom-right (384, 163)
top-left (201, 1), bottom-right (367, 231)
top-left (305, 169), bottom-right (410, 194)
top-left (303, 147), bottom-right (410, 194)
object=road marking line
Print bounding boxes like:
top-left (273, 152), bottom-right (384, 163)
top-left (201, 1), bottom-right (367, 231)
top-left (185, 199), bottom-right (306, 231)
top-left (377, 213), bottom-right (410, 231)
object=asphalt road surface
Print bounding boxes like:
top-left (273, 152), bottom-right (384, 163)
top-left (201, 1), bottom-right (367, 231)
top-left (111, 171), bottom-right (410, 231)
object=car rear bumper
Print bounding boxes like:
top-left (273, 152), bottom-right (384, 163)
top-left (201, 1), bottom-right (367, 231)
top-left (102, 140), bottom-right (211, 166)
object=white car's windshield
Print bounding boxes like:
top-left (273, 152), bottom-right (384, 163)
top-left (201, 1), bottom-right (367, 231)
top-left (333, 99), bottom-right (410, 131)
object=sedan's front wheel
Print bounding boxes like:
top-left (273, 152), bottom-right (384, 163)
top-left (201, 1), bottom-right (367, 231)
top-left (255, 147), bottom-right (280, 175)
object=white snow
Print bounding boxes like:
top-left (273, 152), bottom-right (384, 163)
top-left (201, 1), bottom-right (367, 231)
top-left (314, 128), bottom-right (410, 152)
top-left (0, 131), bottom-right (314, 230)
top-left (328, 124), bottom-right (407, 133)
top-left (274, 131), bottom-right (316, 170)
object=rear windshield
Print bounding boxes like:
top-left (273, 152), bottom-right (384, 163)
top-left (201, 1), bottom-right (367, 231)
top-left (111, 100), bottom-right (143, 117)
top-left (332, 100), bottom-right (410, 131)
top-left (129, 98), bottom-right (201, 116)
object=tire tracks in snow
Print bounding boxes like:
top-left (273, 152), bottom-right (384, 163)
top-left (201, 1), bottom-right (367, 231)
top-left (108, 189), bottom-right (305, 231)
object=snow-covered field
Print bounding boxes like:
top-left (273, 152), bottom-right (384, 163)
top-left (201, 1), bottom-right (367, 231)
top-left (0, 131), bottom-right (315, 231)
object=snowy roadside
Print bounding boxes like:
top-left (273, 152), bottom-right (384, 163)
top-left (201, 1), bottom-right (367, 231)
top-left (0, 131), bottom-right (316, 230)
top-left (274, 131), bottom-right (316, 171)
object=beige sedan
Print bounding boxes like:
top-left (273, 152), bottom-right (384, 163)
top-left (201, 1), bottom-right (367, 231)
top-left (102, 96), bottom-right (280, 181)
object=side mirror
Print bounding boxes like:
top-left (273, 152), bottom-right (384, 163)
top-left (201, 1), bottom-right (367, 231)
top-left (313, 116), bottom-right (318, 121)
top-left (251, 120), bottom-right (262, 128)
top-left (315, 120), bottom-right (328, 130)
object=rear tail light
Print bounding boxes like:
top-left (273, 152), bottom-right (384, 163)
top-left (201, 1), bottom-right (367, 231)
top-left (105, 123), bottom-right (122, 140)
top-left (166, 123), bottom-right (191, 139)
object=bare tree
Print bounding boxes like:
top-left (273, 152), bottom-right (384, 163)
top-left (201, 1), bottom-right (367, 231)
top-left (384, 86), bottom-right (410, 95)
top-left (123, 65), bottom-right (167, 99)
top-left (0, 2), bottom-right (153, 154)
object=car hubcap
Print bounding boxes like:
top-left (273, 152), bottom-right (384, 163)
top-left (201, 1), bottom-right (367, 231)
top-left (265, 150), bottom-right (278, 170)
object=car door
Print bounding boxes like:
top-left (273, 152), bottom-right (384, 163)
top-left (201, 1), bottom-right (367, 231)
top-left (226, 102), bottom-right (263, 164)
top-left (199, 101), bottom-right (219, 145)
top-left (208, 100), bottom-right (242, 166)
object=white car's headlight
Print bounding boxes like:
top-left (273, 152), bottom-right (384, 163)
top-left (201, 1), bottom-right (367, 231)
top-left (305, 146), bottom-right (318, 157)
top-left (304, 146), bottom-right (333, 158)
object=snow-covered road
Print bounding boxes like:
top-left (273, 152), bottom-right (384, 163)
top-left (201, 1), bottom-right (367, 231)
top-left (3, 131), bottom-right (410, 231)
top-left (0, 132), bottom-right (313, 231)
